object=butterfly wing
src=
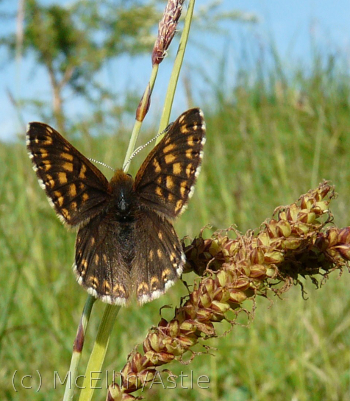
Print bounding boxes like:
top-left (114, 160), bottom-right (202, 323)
top-left (74, 211), bottom-right (134, 305)
top-left (134, 108), bottom-right (206, 218)
top-left (74, 207), bottom-right (183, 305)
top-left (27, 122), bottom-right (111, 227)
top-left (131, 210), bottom-right (184, 304)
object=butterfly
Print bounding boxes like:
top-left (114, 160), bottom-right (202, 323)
top-left (26, 108), bottom-right (206, 305)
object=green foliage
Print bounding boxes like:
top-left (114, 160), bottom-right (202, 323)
top-left (201, 50), bottom-right (350, 233)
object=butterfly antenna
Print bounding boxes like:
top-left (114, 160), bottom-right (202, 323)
top-left (89, 158), bottom-right (114, 171)
top-left (123, 123), bottom-right (172, 171)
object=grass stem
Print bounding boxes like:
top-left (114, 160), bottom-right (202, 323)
top-left (63, 295), bottom-right (96, 401)
top-left (78, 304), bottom-right (121, 401)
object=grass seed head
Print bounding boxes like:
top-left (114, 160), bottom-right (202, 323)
top-left (152, 0), bottom-right (185, 65)
top-left (108, 182), bottom-right (350, 400)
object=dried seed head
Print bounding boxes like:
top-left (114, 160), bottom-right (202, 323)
top-left (152, 0), bottom-right (185, 65)
top-left (107, 182), bottom-right (350, 400)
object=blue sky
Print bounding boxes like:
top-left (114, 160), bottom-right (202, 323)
top-left (232, 0), bottom-right (350, 56)
top-left (0, 0), bottom-right (349, 141)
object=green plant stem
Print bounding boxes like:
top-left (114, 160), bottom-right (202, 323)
top-left (63, 295), bottom-right (96, 401)
top-left (157, 0), bottom-right (196, 141)
top-left (78, 304), bottom-right (121, 401)
top-left (123, 64), bottom-right (159, 172)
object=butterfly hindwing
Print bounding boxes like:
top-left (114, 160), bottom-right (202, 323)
top-left (134, 108), bottom-right (206, 218)
top-left (74, 207), bottom-right (183, 305)
top-left (27, 122), bottom-right (110, 227)
top-left (74, 210), bottom-right (134, 305)
top-left (131, 210), bottom-right (184, 304)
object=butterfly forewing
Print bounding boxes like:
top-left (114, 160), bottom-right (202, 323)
top-left (27, 122), bottom-right (110, 227)
top-left (134, 108), bottom-right (206, 218)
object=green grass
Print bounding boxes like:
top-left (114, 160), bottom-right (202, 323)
top-left (1, 53), bottom-right (350, 401)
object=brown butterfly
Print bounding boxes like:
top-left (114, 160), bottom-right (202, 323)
top-left (26, 108), bottom-right (206, 305)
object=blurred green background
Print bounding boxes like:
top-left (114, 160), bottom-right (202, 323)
top-left (1, 1), bottom-right (350, 400)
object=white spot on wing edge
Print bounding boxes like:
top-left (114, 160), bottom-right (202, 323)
top-left (105, 295), bottom-right (127, 306)
top-left (137, 248), bottom-right (185, 306)
top-left (161, 268), bottom-right (183, 294)
top-left (138, 293), bottom-right (152, 305)
top-left (72, 263), bottom-right (127, 306)
top-left (150, 289), bottom-right (162, 301)
top-left (138, 267), bottom-right (183, 305)
top-left (47, 196), bottom-right (55, 209)
top-left (176, 253), bottom-right (185, 277)
top-left (178, 203), bottom-right (188, 216)
top-left (86, 286), bottom-right (98, 299)
top-left (194, 165), bottom-right (202, 179)
top-left (180, 251), bottom-right (186, 265)
top-left (26, 148), bottom-right (34, 159)
top-left (198, 109), bottom-right (206, 128)
top-left (138, 288), bottom-right (164, 305)
top-left (164, 278), bottom-right (176, 292)
top-left (72, 262), bottom-right (80, 276)
top-left (56, 212), bottom-right (67, 225)
top-left (188, 185), bottom-right (195, 200)
top-left (100, 294), bottom-right (126, 306)
top-left (38, 178), bottom-right (46, 190)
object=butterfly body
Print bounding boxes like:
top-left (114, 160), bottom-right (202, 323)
top-left (108, 169), bottom-right (137, 221)
top-left (27, 108), bottom-right (206, 305)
